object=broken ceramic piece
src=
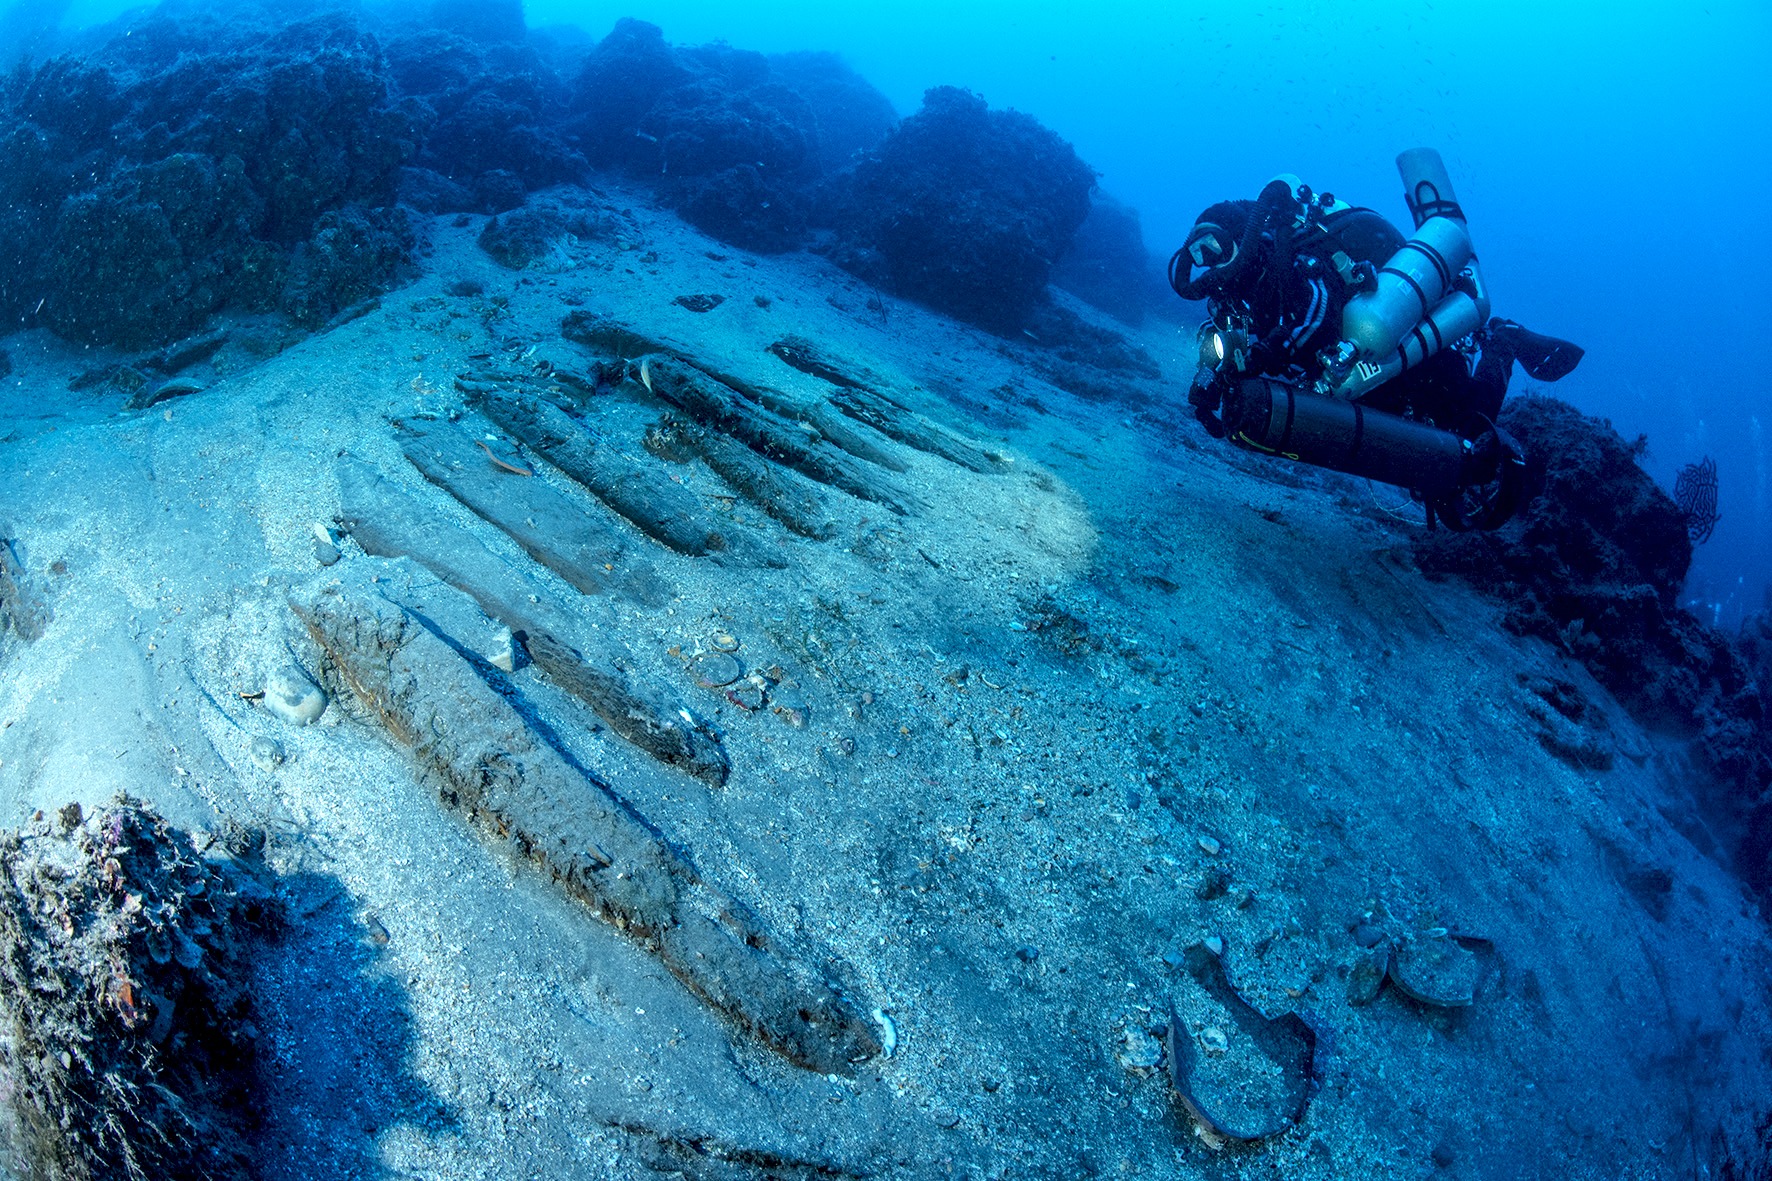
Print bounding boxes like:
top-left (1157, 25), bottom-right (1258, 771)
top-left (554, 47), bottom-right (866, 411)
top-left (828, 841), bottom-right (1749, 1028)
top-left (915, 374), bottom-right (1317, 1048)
top-left (1165, 940), bottom-right (1321, 1144)
top-left (1388, 932), bottom-right (1495, 1009)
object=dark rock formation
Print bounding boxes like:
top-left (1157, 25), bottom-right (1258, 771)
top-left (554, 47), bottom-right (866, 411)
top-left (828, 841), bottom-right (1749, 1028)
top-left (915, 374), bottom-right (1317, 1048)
top-left (646, 79), bottom-right (819, 251)
top-left (767, 51), bottom-right (898, 173)
top-left (476, 190), bottom-right (617, 269)
top-left (1414, 397), bottom-right (1694, 705)
top-left (0, 799), bottom-right (278, 1181)
top-left (397, 165), bottom-right (477, 214)
top-left (1742, 607), bottom-right (1772, 701)
top-left (565, 21), bottom-right (894, 253)
top-left (384, 29), bottom-right (584, 202)
top-left (829, 86), bottom-right (1096, 334)
top-left (1051, 193), bottom-right (1163, 326)
top-left (280, 204), bottom-right (414, 328)
top-left (427, 0), bottom-right (525, 44)
top-left (566, 18), bottom-right (691, 171)
top-left (1414, 396), bottom-right (1772, 888)
top-left (0, 11), bottom-right (420, 347)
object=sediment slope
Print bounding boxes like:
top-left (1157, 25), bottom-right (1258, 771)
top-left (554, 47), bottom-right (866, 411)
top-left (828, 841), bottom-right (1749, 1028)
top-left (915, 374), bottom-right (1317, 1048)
top-left (0, 187), bottom-right (1767, 1180)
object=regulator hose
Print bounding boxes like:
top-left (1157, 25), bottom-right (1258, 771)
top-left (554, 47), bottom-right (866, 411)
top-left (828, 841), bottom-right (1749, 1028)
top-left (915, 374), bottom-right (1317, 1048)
top-left (1169, 178), bottom-right (1297, 302)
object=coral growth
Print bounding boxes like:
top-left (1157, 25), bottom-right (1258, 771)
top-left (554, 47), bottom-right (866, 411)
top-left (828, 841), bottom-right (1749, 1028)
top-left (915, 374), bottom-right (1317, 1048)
top-left (0, 12), bottom-right (418, 347)
top-left (829, 86), bottom-right (1096, 334)
top-left (0, 797), bottom-right (277, 1180)
top-left (1415, 396), bottom-right (1772, 887)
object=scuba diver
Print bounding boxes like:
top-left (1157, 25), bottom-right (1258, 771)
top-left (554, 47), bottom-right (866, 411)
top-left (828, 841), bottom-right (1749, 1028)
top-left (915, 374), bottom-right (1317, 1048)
top-left (1169, 148), bottom-right (1583, 530)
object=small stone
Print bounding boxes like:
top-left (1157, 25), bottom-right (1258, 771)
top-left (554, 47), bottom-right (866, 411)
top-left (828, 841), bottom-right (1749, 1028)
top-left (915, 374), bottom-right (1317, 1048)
top-left (56, 802), bottom-right (83, 832)
top-left (1118, 1025), bottom-right (1163, 1069)
top-left (172, 930), bottom-right (204, 969)
top-left (1198, 835), bottom-right (1222, 856)
top-left (1202, 935), bottom-right (1225, 957)
top-left (1015, 945), bottom-right (1040, 963)
top-left (710, 631), bottom-right (740, 652)
top-left (263, 665), bottom-right (326, 726)
top-left (362, 913), bottom-right (390, 947)
top-left (487, 627), bottom-right (524, 673)
top-left (1352, 923), bottom-right (1385, 948)
top-left (312, 536), bottom-right (341, 567)
top-left (1197, 1026), bottom-right (1229, 1056)
top-left (1195, 868), bottom-right (1231, 901)
top-left (249, 736), bottom-right (286, 771)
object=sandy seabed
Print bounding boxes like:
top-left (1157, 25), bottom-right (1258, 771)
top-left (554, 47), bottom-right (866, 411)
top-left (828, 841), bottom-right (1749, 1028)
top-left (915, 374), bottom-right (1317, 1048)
top-left (1, 185), bottom-right (1767, 1180)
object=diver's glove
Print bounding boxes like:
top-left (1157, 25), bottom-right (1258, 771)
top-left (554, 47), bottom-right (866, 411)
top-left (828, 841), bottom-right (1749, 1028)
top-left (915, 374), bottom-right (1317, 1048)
top-left (1188, 367), bottom-right (1228, 438)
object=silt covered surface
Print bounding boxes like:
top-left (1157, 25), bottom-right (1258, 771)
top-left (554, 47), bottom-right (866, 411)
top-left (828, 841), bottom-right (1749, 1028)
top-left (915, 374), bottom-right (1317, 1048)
top-left (0, 192), bottom-right (1768, 1179)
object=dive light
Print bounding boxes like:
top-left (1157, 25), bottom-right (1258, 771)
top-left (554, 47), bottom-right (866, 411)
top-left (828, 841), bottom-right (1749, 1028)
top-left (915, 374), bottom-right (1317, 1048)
top-left (1196, 319), bottom-right (1251, 375)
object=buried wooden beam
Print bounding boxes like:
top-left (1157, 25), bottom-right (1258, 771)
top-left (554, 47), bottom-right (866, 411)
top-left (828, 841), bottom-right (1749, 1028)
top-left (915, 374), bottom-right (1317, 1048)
top-left (337, 461), bottom-right (728, 786)
top-left (292, 569), bottom-right (879, 1073)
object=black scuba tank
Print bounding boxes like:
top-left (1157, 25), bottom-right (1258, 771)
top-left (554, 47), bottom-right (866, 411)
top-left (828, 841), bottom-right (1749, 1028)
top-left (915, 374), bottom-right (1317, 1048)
top-left (1220, 376), bottom-right (1526, 530)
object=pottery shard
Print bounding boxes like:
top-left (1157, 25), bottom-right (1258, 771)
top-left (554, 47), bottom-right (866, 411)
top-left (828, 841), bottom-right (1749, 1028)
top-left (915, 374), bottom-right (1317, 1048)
top-left (291, 571), bottom-right (877, 1072)
top-left (1166, 940), bottom-right (1320, 1143)
top-left (1388, 933), bottom-right (1495, 1008)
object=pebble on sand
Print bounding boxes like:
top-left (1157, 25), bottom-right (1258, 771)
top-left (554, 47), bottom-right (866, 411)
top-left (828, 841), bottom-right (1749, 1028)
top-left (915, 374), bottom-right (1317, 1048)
top-left (263, 665), bottom-right (326, 725)
top-left (249, 736), bottom-right (286, 771)
top-left (487, 627), bottom-right (524, 672)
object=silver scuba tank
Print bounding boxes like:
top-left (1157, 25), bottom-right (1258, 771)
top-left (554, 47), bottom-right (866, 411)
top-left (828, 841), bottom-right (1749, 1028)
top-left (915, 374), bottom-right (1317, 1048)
top-left (1327, 148), bottom-right (1492, 400)
top-left (1339, 215), bottom-right (1473, 360)
top-left (1396, 145), bottom-right (1492, 339)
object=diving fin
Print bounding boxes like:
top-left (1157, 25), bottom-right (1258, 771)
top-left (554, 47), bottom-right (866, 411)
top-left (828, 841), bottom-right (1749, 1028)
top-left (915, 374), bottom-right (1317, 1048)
top-left (1487, 318), bottom-right (1584, 382)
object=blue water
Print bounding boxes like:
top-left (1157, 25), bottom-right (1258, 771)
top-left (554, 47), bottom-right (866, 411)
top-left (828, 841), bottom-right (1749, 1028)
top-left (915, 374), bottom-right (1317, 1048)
top-left (13, 0), bottom-right (1772, 618)
top-left (514, 0), bottom-right (1770, 623)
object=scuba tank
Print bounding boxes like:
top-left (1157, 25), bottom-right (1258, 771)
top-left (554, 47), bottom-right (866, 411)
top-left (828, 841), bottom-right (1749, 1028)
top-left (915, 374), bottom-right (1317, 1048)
top-left (1324, 149), bottom-right (1492, 400)
top-left (1340, 215), bottom-right (1473, 361)
top-left (1220, 376), bottom-right (1525, 531)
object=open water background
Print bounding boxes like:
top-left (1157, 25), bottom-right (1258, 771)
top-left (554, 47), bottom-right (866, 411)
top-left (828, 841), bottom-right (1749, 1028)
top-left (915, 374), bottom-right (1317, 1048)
top-left (11, 0), bottom-right (1772, 621)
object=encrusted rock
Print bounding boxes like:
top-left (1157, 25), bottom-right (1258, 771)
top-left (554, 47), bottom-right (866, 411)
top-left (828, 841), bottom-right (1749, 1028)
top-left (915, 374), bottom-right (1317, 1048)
top-left (0, 796), bottom-right (277, 1180)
